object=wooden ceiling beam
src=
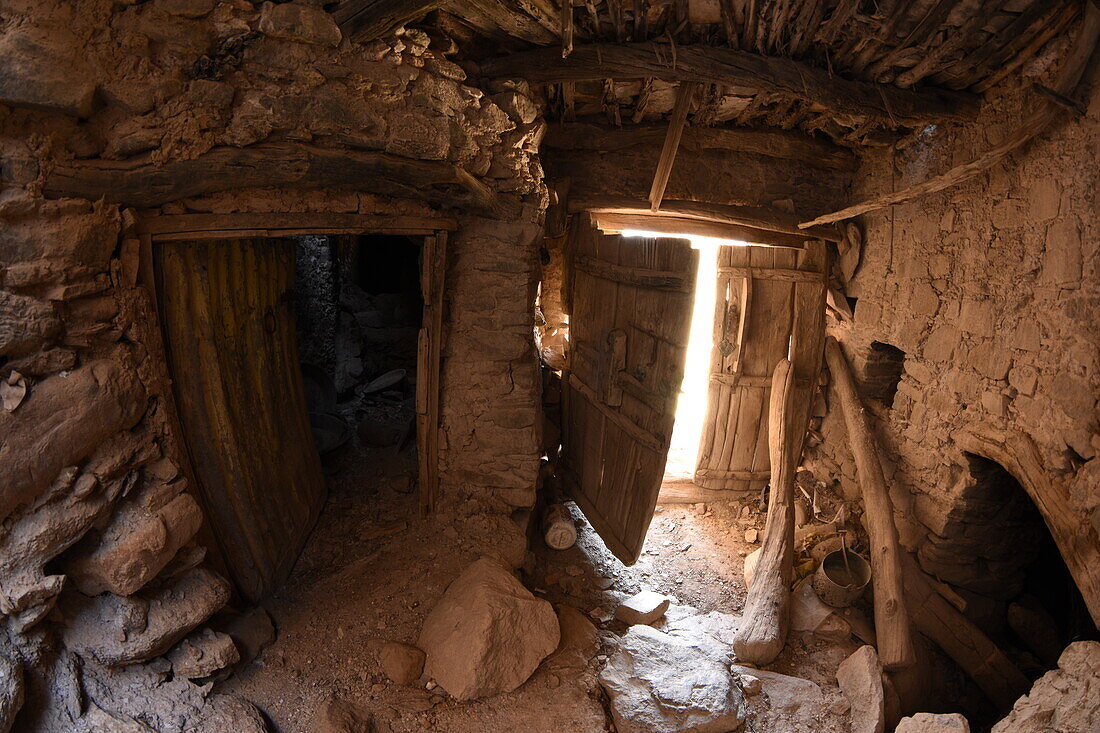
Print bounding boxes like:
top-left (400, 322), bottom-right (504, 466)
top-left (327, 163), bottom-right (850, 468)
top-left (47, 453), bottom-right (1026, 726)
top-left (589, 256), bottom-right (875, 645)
top-left (543, 121), bottom-right (859, 171)
top-left (480, 42), bottom-right (978, 125)
top-left (331, 0), bottom-right (445, 41)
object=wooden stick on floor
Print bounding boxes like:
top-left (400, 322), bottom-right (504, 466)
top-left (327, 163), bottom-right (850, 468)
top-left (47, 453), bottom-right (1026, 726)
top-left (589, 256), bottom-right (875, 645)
top-left (824, 337), bottom-right (916, 670)
top-left (732, 357), bottom-right (797, 665)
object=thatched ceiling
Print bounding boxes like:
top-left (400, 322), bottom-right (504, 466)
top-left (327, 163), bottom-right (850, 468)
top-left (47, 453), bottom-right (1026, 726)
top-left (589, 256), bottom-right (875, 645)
top-left (328, 0), bottom-right (1085, 148)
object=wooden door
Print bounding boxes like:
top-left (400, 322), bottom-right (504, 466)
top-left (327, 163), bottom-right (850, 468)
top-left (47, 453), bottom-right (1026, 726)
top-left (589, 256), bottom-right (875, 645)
top-left (561, 216), bottom-right (697, 564)
top-left (155, 238), bottom-right (326, 603)
top-left (694, 241), bottom-right (827, 491)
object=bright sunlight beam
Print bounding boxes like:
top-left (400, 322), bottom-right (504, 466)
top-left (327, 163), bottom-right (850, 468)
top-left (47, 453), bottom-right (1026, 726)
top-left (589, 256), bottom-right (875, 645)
top-left (620, 230), bottom-right (747, 479)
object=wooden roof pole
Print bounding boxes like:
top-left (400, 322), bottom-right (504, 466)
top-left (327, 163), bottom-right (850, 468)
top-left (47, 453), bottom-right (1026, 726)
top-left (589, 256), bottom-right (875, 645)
top-left (799, 1), bottom-right (1100, 228)
top-left (648, 82), bottom-right (697, 211)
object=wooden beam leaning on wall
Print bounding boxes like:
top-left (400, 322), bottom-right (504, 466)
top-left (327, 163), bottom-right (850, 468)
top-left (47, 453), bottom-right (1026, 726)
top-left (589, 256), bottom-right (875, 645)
top-left (37, 143), bottom-right (520, 220)
top-left (543, 122), bottom-right (859, 171)
top-left (479, 43), bottom-right (977, 126)
top-left (800, 2), bottom-right (1100, 228)
top-left (824, 337), bottom-right (916, 671)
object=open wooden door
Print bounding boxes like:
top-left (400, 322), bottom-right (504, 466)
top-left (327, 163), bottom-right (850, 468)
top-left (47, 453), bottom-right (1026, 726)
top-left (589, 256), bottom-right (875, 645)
top-left (561, 215), bottom-right (697, 564)
top-left (694, 241), bottom-right (827, 492)
top-left (155, 238), bottom-right (326, 603)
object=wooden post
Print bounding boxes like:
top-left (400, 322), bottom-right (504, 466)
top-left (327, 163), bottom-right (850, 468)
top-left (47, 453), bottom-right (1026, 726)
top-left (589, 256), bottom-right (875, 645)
top-left (731, 358), bottom-right (797, 664)
top-left (560, 0), bottom-right (573, 58)
top-left (648, 82), bottom-right (696, 211)
top-left (824, 336), bottom-right (916, 670)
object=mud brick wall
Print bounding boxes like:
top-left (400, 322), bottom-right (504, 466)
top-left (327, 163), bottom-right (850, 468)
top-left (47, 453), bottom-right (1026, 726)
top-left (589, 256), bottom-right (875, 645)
top-left (806, 75), bottom-right (1098, 612)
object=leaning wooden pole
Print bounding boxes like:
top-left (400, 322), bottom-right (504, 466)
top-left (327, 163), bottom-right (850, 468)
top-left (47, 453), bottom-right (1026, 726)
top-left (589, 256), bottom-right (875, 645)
top-left (732, 358), bottom-right (797, 665)
top-left (824, 337), bottom-right (916, 670)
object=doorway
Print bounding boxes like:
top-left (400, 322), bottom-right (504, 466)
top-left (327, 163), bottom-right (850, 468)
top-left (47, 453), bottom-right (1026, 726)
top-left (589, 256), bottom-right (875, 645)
top-left (144, 215), bottom-right (451, 603)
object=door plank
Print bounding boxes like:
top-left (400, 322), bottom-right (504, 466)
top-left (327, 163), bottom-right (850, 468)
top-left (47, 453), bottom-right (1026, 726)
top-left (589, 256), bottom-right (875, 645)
top-left (156, 238), bottom-right (325, 602)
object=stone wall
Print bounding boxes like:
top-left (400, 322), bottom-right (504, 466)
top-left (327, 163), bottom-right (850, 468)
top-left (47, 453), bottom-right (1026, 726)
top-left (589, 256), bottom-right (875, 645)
top-left (0, 1), bottom-right (545, 728)
top-left (805, 67), bottom-right (1099, 618)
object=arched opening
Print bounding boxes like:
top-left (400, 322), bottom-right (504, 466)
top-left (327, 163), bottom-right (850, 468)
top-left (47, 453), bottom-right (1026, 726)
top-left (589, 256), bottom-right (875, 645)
top-left (919, 453), bottom-right (1098, 681)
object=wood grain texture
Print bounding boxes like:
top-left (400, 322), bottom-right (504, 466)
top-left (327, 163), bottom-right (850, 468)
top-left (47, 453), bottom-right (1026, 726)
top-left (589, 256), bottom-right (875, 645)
top-left (561, 215), bottom-right (697, 564)
top-left (155, 238), bottom-right (325, 603)
top-left (417, 232), bottom-right (447, 515)
top-left (824, 336), bottom-right (916, 670)
top-left (41, 143), bottom-right (517, 218)
top-left (480, 42), bottom-right (977, 125)
top-left (731, 358), bottom-right (797, 664)
top-left (648, 82), bottom-right (697, 210)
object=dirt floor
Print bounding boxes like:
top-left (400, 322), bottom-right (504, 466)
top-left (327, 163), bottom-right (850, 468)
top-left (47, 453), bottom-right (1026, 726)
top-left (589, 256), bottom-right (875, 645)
top-left (222, 436), bottom-right (857, 732)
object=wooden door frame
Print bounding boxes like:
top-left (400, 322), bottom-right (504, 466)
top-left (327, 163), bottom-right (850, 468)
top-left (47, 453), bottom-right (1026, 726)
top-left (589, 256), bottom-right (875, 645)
top-left (134, 212), bottom-right (457, 546)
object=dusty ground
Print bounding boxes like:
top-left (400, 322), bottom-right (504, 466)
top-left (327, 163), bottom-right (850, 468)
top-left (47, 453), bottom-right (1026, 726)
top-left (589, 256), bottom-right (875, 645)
top-left (222, 437), bottom-right (856, 732)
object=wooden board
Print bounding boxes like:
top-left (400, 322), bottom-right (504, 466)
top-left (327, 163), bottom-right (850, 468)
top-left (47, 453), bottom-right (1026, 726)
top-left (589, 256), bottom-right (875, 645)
top-left (561, 215), bottom-right (697, 564)
top-left (694, 241), bottom-right (827, 491)
top-left (155, 238), bottom-right (326, 603)
top-left (417, 232), bottom-right (447, 515)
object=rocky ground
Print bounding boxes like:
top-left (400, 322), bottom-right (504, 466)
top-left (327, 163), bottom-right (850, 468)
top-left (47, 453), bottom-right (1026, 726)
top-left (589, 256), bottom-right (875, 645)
top-left (218, 432), bottom-right (865, 732)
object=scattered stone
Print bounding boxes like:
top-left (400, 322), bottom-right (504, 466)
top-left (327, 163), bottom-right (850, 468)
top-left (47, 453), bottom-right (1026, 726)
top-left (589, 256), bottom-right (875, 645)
top-left (418, 557), bottom-right (559, 700)
top-left (310, 693), bottom-right (373, 732)
top-left (614, 590), bottom-right (670, 626)
top-left (379, 641), bottom-right (425, 685)
top-left (594, 576), bottom-right (614, 589)
top-left (739, 673), bottom-right (762, 696)
top-left (992, 640), bottom-right (1099, 733)
top-left (693, 503), bottom-right (707, 515)
top-left (544, 604), bottom-right (599, 674)
top-left (600, 625), bottom-right (745, 733)
top-left (744, 528), bottom-right (759, 543)
top-left (837, 645), bottom-right (886, 733)
top-left (731, 665), bottom-right (826, 719)
top-left (588, 606), bottom-right (614, 623)
top-left (897, 712), bottom-right (971, 732)
top-left (168, 628), bottom-right (239, 680)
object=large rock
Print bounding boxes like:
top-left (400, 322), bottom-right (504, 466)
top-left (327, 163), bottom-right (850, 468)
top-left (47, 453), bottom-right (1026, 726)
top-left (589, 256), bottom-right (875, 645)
top-left (62, 568), bottom-right (231, 666)
top-left (379, 641), bottom-right (425, 685)
top-left (992, 640), bottom-right (1100, 733)
top-left (168, 628), bottom-right (240, 680)
top-left (418, 557), bottom-right (559, 700)
top-left (0, 23), bottom-right (96, 116)
top-left (837, 645), bottom-right (885, 733)
top-left (0, 356), bottom-right (146, 521)
top-left (66, 491), bottom-right (204, 595)
top-left (599, 624), bottom-right (745, 733)
top-left (0, 291), bottom-right (60, 358)
top-left (729, 665), bottom-right (826, 720)
top-left (896, 713), bottom-right (970, 732)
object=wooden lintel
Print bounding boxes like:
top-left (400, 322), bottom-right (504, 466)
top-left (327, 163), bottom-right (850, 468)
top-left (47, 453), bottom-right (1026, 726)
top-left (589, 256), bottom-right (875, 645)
top-left (574, 194), bottom-right (841, 242)
top-left (649, 82), bottom-right (697, 211)
top-left (543, 122), bottom-right (859, 171)
top-left (39, 143), bottom-right (519, 220)
top-left (137, 213), bottom-right (458, 238)
top-left (480, 43), bottom-right (977, 126)
top-left (717, 265), bottom-right (826, 282)
top-left (591, 211), bottom-right (810, 248)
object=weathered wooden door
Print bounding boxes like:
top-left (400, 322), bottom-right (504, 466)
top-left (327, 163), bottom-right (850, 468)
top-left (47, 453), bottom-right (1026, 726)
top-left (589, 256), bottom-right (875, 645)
top-left (694, 241), bottom-right (827, 491)
top-left (561, 216), bottom-right (697, 564)
top-left (155, 238), bottom-right (326, 602)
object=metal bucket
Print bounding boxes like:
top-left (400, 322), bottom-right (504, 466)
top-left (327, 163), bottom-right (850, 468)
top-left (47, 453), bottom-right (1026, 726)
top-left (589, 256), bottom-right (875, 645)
top-left (812, 548), bottom-right (871, 608)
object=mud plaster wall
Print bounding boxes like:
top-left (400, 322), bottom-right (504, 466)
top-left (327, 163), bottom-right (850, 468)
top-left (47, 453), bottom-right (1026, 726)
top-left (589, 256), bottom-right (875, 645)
top-left (0, 1), bottom-right (545, 729)
top-left (805, 71), bottom-right (1099, 610)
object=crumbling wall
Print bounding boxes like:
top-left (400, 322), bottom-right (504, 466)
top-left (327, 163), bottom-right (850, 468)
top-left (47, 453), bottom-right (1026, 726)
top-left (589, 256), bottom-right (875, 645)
top-left (0, 1), bottom-right (546, 728)
top-left (806, 71), bottom-right (1098, 612)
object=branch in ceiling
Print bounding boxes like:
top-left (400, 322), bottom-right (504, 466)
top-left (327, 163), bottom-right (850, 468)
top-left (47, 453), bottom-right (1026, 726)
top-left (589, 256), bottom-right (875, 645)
top-left (479, 42), bottom-right (978, 126)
